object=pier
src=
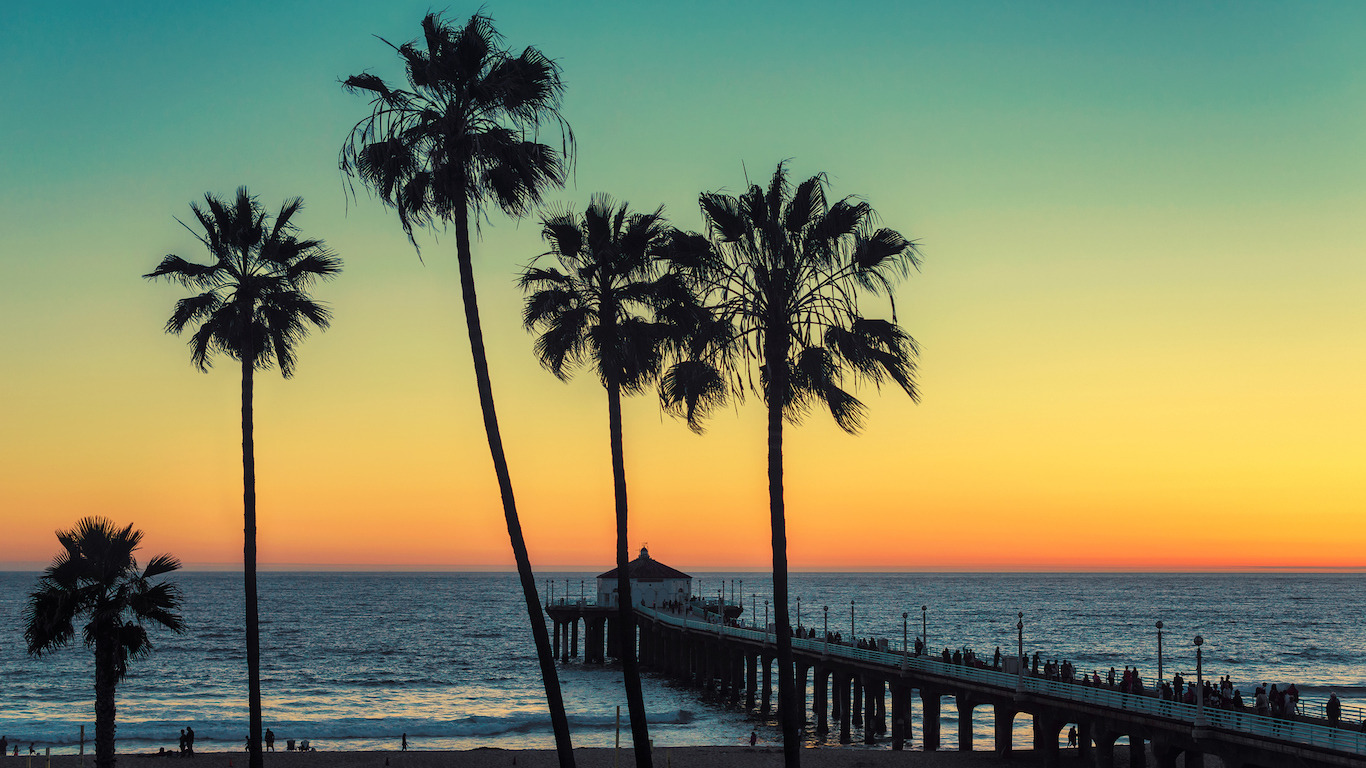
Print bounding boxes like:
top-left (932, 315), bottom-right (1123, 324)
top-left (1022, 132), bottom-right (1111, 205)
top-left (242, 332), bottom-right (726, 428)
top-left (547, 600), bottom-right (1366, 768)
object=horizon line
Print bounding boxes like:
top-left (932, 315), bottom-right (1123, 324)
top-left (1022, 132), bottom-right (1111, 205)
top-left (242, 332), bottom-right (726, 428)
top-left (2, 562), bottom-right (1364, 574)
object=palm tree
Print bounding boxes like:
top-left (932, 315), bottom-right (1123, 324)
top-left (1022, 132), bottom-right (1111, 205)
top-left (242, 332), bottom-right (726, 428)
top-left (661, 162), bottom-right (920, 767)
top-left (521, 196), bottom-right (700, 768)
top-left (24, 517), bottom-right (185, 768)
top-left (144, 188), bottom-right (340, 768)
top-left (340, 13), bottom-right (576, 763)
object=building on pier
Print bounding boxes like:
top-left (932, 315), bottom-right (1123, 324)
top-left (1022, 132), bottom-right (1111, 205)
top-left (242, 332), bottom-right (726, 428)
top-left (596, 546), bottom-right (691, 608)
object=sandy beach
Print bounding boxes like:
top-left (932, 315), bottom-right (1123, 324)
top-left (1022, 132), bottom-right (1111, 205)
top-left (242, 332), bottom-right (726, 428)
top-left (14, 746), bottom-right (1185, 768)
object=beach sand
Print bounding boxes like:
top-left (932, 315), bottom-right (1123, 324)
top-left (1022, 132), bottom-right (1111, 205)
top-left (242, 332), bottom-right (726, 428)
top-left (21, 746), bottom-right (1203, 768)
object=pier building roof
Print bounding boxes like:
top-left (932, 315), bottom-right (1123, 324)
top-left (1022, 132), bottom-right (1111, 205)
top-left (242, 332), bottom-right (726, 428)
top-left (597, 547), bottom-right (690, 581)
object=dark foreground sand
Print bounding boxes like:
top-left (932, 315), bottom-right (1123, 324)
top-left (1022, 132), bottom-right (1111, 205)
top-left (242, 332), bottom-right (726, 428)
top-left (18, 746), bottom-right (1214, 768)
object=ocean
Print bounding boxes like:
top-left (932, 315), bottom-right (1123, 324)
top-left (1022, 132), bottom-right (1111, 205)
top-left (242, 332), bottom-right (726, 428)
top-left (2, 571), bottom-right (1363, 755)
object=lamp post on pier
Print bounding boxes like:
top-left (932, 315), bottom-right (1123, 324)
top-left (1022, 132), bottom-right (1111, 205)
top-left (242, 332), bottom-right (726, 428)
top-left (1015, 611), bottom-right (1025, 697)
top-left (902, 612), bottom-right (909, 671)
top-left (850, 600), bottom-right (856, 642)
top-left (1156, 621), bottom-right (1165, 685)
top-left (823, 605), bottom-right (830, 654)
top-left (797, 596), bottom-right (802, 630)
top-left (765, 600), bottom-right (769, 638)
top-left (1193, 635), bottom-right (1208, 729)
top-left (921, 605), bottom-right (927, 653)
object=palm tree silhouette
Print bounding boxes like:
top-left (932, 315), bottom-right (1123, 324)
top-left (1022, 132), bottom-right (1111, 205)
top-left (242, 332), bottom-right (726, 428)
top-left (521, 196), bottom-right (700, 768)
top-left (145, 188), bottom-right (340, 768)
top-left (24, 517), bottom-right (185, 768)
top-left (340, 13), bottom-right (576, 763)
top-left (662, 162), bottom-right (920, 767)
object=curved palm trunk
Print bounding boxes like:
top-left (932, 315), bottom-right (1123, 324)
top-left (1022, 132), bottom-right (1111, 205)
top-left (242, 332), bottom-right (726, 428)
top-left (607, 380), bottom-right (653, 768)
top-left (453, 207), bottom-right (575, 767)
top-left (243, 346), bottom-right (264, 768)
top-left (767, 327), bottom-right (800, 768)
top-left (94, 628), bottom-right (117, 768)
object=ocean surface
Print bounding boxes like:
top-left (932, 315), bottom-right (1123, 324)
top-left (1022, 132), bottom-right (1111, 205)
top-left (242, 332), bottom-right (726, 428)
top-left (2, 571), bottom-right (1363, 755)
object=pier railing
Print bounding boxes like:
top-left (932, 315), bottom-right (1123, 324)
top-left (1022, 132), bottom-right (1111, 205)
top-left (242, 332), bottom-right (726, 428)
top-left (636, 606), bottom-right (1366, 756)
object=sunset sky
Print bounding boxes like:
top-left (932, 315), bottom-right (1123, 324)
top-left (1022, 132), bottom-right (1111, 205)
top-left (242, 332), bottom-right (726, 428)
top-left (1, 1), bottom-right (1362, 571)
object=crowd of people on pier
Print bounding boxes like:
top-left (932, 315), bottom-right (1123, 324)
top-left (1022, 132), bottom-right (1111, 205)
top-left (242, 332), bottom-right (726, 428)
top-left (648, 600), bottom-right (1362, 733)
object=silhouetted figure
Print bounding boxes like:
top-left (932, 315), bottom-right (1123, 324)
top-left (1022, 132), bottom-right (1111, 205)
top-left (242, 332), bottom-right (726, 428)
top-left (1328, 693), bottom-right (1341, 726)
top-left (0, 737), bottom-right (6, 756)
top-left (993, 647), bottom-right (1001, 670)
top-left (401, 733), bottom-right (408, 751)
top-left (1067, 726), bottom-right (1077, 747)
top-left (185, 726), bottom-right (194, 756)
top-left (749, 730), bottom-right (757, 747)
top-left (178, 729), bottom-right (186, 755)
top-left (265, 728), bottom-right (275, 751)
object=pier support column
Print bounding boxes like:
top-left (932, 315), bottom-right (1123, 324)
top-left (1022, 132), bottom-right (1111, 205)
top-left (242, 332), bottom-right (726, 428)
top-left (1091, 729), bottom-right (1118, 768)
top-left (760, 654), bottom-right (773, 714)
top-left (1149, 739), bottom-right (1179, 768)
top-left (728, 649), bottom-right (742, 705)
top-left (570, 618), bottom-right (578, 658)
top-left (875, 679), bottom-right (886, 735)
top-left (838, 673), bottom-right (853, 744)
top-left (795, 663), bottom-right (810, 725)
top-left (606, 618), bottom-right (619, 658)
top-left (1184, 751), bottom-right (1205, 768)
top-left (553, 621), bottom-right (562, 660)
top-left (852, 675), bottom-right (864, 728)
top-left (1078, 721), bottom-right (1092, 761)
top-left (920, 690), bottom-right (940, 751)
top-left (814, 667), bottom-right (829, 735)
top-left (746, 653), bottom-right (757, 711)
top-left (957, 698), bottom-right (973, 752)
top-left (890, 685), bottom-right (908, 750)
top-left (1128, 735), bottom-right (1145, 768)
top-left (863, 676), bottom-right (877, 744)
top-left (994, 705), bottom-right (1014, 756)
top-left (1033, 715), bottom-right (1061, 768)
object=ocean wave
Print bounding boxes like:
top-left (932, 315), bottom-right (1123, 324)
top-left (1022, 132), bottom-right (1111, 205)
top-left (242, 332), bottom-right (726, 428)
top-left (0, 710), bottom-right (700, 746)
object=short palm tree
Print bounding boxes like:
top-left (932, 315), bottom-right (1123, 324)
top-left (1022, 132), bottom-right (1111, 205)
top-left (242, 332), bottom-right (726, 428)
top-left (521, 196), bottom-right (697, 768)
top-left (341, 13), bottom-right (576, 763)
top-left (145, 188), bottom-right (340, 768)
top-left (24, 517), bottom-right (185, 768)
top-left (662, 162), bottom-right (920, 767)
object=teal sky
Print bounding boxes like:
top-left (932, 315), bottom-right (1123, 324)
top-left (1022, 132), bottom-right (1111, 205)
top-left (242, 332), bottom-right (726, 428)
top-left (2, 2), bottom-right (1363, 569)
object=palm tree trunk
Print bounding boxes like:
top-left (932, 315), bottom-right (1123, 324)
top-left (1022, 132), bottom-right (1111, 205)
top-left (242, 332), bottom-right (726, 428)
top-left (243, 342), bottom-right (264, 768)
top-left (767, 327), bottom-right (800, 768)
top-left (607, 379), bottom-right (653, 768)
top-left (453, 205), bottom-right (575, 767)
top-left (93, 628), bottom-right (117, 768)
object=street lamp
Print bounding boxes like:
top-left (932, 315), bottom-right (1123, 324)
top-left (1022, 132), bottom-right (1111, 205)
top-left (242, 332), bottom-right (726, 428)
top-left (823, 605), bottom-right (830, 654)
top-left (797, 596), bottom-right (802, 630)
top-left (1156, 621), bottom-right (1164, 686)
top-left (765, 600), bottom-right (770, 637)
top-left (902, 612), bottom-right (909, 671)
top-left (921, 605), bottom-right (928, 652)
top-left (1193, 635), bottom-right (1207, 728)
top-left (851, 600), bottom-right (856, 641)
top-left (1015, 611), bottom-right (1025, 696)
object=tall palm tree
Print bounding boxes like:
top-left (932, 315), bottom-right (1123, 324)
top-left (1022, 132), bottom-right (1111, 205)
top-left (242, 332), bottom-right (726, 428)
top-left (340, 13), bottom-right (576, 764)
top-left (24, 517), bottom-right (185, 768)
top-left (521, 196), bottom-right (698, 768)
top-left (662, 162), bottom-right (921, 767)
top-left (144, 188), bottom-right (340, 768)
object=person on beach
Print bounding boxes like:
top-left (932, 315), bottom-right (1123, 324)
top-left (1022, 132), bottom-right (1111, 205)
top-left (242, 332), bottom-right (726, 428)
top-left (179, 730), bottom-right (186, 755)
top-left (1067, 726), bottom-right (1077, 747)
top-left (750, 730), bottom-right (757, 747)
top-left (401, 733), bottom-right (408, 751)
top-left (265, 728), bottom-right (275, 751)
top-left (186, 726), bottom-right (195, 756)
top-left (1328, 693), bottom-right (1341, 727)
top-left (0, 736), bottom-right (6, 755)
